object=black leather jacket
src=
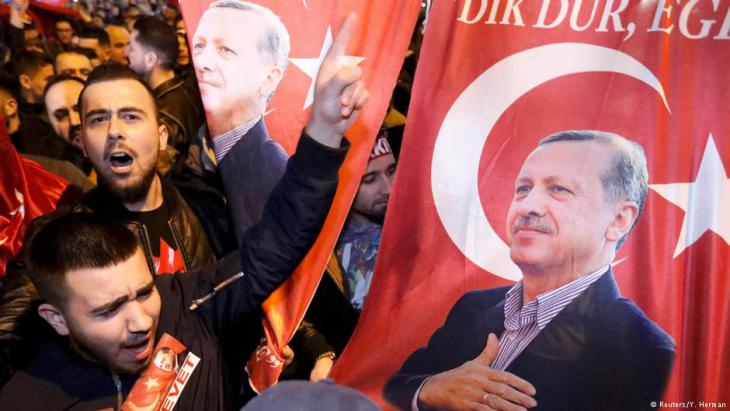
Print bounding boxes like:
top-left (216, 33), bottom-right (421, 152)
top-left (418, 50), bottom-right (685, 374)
top-left (73, 178), bottom-right (218, 273)
top-left (155, 76), bottom-right (206, 166)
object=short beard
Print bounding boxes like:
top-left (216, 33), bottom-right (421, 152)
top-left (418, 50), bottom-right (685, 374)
top-left (97, 165), bottom-right (157, 205)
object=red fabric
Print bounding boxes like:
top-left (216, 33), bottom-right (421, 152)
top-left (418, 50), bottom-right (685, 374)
top-left (333, 1), bottom-right (730, 408)
top-left (0, 122), bottom-right (68, 275)
top-left (179, 0), bottom-right (420, 390)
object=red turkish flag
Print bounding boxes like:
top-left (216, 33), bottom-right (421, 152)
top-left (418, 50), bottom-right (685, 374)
top-left (0, 121), bottom-right (69, 275)
top-left (333, 0), bottom-right (730, 407)
top-left (179, 0), bottom-right (421, 390)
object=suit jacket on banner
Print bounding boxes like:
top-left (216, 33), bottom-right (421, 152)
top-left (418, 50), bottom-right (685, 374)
top-left (385, 271), bottom-right (675, 411)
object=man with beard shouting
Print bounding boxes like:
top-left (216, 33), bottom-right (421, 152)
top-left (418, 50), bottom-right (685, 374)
top-left (0, 12), bottom-right (367, 409)
top-left (71, 64), bottom-right (228, 274)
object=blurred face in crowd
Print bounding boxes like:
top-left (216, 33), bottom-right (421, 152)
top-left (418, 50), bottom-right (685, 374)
top-left (45, 79), bottom-right (84, 148)
top-left (42, 248), bottom-right (161, 374)
top-left (21, 63), bottom-right (54, 103)
top-left (80, 79), bottom-right (167, 204)
top-left (124, 6), bottom-right (141, 32)
top-left (106, 26), bottom-right (130, 65)
top-left (92, 14), bottom-right (105, 28)
top-left (193, 8), bottom-right (283, 127)
top-left (177, 34), bottom-right (189, 67)
top-left (163, 7), bottom-right (178, 26)
top-left (55, 21), bottom-right (74, 46)
top-left (23, 28), bottom-right (42, 52)
top-left (55, 52), bottom-right (93, 80)
top-left (505, 141), bottom-right (631, 276)
top-left (78, 37), bottom-right (111, 66)
top-left (351, 153), bottom-right (397, 224)
top-left (125, 30), bottom-right (150, 75)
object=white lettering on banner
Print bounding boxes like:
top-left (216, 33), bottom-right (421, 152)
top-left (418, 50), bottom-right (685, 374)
top-left (160, 352), bottom-right (200, 411)
top-left (457, 0), bottom-right (730, 41)
top-left (430, 43), bottom-right (669, 280)
top-left (255, 340), bottom-right (282, 368)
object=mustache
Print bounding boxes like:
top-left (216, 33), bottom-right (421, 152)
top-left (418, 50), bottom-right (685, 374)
top-left (373, 193), bottom-right (390, 205)
top-left (511, 215), bottom-right (555, 234)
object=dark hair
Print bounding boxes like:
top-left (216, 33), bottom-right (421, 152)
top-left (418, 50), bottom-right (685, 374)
top-left (539, 130), bottom-right (648, 249)
top-left (12, 51), bottom-right (52, 78)
top-left (25, 212), bottom-right (140, 307)
top-left (54, 18), bottom-right (73, 29)
top-left (0, 69), bottom-right (20, 100)
top-left (77, 63), bottom-right (159, 120)
top-left (132, 16), bottom-right (178, 71)
top-left (80, 26), bottom-right (111, 48)
top-left (43, 74), bottom-right (85, 102)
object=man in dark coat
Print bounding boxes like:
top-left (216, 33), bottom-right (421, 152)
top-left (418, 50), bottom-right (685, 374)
top-left (0, 12), bottom-right (367, 409)
top-left (385, 131), bottom-right (675, 411)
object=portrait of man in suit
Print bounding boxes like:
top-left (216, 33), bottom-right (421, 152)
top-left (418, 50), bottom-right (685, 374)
top-left (192, 0), bottom-right (291, 236)
top-left (384, 130), bottom-right (675, 411)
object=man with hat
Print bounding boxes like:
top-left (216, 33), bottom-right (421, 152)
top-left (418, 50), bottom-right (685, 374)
top-left (288, 133), bottom-right (397, 381)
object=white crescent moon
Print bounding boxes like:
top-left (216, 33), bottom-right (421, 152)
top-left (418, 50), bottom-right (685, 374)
top-left (431, 42), bottom-right (669, 281)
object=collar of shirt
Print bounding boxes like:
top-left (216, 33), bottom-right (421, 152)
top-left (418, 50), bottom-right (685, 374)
top-left (503, 265), bottom-right (609, 332)
top-left (211, 116), bottom-right (261, 163)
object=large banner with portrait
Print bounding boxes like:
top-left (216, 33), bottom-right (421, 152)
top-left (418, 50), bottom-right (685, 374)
top-left (333, 0), bottom-right (730, 408)
top-left (178, 0), bottom-right (421, 390)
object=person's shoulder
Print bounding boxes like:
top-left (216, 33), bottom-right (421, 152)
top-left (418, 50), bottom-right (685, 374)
top-left (447, 286), bottom-right (510, 316)
top-left (0, 338), bottom-right (83, 408)
top-left (604, 297), bottom-right (675, 351)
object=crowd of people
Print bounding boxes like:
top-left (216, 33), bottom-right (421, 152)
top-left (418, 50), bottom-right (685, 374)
top-left (0, 0), bottom-right (396, 409)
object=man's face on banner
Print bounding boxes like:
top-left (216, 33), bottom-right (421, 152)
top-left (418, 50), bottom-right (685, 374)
top-left (506, 141), bottom-right (616, 275)
top-left (81, 79), bottom-right (167, 204)
top-left (352, 153), bottom-right (397, 223)
top-left (192, 8), bottom-right (279, 123)
top-left (60, 249), bottom-right (161, 374)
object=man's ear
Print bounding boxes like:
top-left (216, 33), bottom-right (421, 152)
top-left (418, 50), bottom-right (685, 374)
top-left (606, 201), bottom-right (640, 242)
top-left (3, 97), bottom-right (18, 118)
top-left (144, 52), bottom-right (159, 71)
top-left (38, 303), bottom-right (70, 336)
top-left (158, 122), bottom-right (169, 150)
top-left (18, 74), bottom-right (32, 91)
top-left (259, 65), bottom-right (283, 102)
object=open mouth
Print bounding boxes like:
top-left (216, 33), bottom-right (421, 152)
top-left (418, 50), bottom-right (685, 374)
top-left (109, 152), bottom-right (134, 171)
top-left (123, 337), bottom-right (152, 361)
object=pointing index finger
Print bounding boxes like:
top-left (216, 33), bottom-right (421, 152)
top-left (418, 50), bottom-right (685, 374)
top-left (328, 13), bottom-right (358, 59)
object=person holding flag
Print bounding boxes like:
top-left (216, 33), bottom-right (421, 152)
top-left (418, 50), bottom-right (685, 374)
top-left (0, 13), bottom-right (368, 411)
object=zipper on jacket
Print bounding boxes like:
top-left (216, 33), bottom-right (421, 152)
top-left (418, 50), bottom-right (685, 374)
top-left (111, 371), bottom-right (122, 411)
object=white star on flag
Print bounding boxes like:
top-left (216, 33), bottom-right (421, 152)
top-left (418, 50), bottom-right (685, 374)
top-left (290, 27), bottom-right (365, 111)
top-left (649, 134), bottom-right (730, 257)
top-left (143, 377), bottom-right (160, 391)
